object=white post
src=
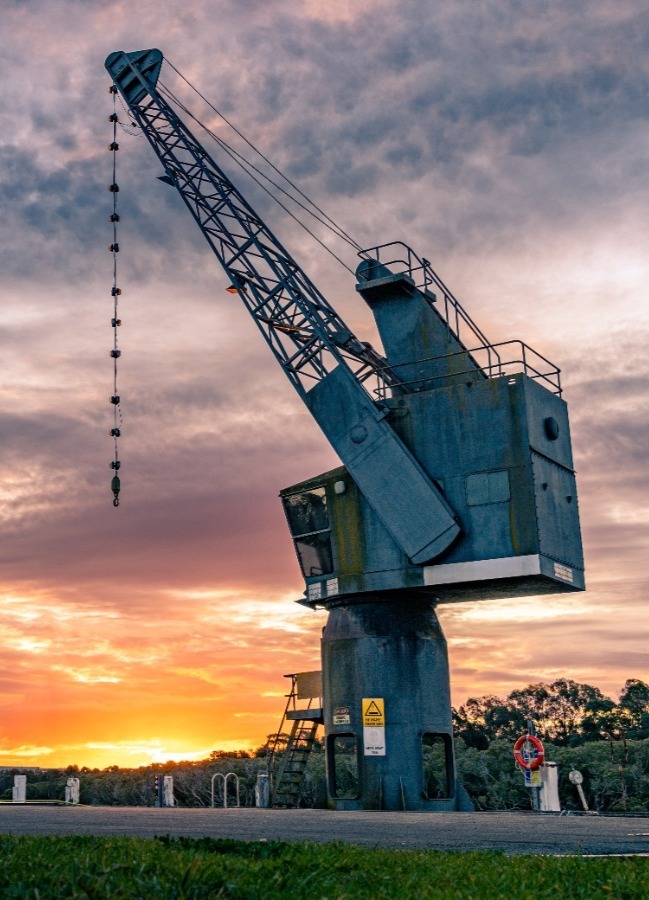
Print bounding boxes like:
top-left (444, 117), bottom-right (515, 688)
top-left (255, 772), bottom-right (270, 808)
top-left (162, 775), bottom-right (175, 808)
top-left (65, 777), bottom-right (80, 804)
top-left (539, 762), bottom-right (561, 811)
top-left (12, 775), bottom-right (27, 803)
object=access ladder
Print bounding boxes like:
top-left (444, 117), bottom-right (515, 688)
top-left (268, 671), bottom-right (323, 808)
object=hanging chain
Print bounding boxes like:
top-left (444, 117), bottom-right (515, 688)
top-left (108, 85), bottom-right (122, 507)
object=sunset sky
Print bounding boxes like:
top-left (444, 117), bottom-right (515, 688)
top-left (1, 0), bottom-right (647, 769)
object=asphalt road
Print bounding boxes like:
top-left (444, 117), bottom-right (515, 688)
top-left (0, 807), bottom-right (648, 856)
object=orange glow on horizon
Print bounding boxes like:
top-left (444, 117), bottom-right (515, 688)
top-left (0, 567), bottom-right (642, 771)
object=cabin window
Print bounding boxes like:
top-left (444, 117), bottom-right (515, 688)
top-left (283, 487), bottom-right (334, 577)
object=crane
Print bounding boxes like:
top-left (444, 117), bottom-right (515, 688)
top-left (105, 49), bottom-right (584, 812)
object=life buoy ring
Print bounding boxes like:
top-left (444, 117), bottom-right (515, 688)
top-left (513, 734), bottom-right (545, 770)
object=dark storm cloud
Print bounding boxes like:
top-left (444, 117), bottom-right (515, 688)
top-left (568, 342), bottom-right (649, 503)
top-left (0, 146), bottom-right (92, 276)
top-left (1, 409), bottom-right (84, 458)
top-left (0, 141), bottom-right (223, 287)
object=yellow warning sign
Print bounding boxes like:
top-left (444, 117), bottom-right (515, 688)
top-left (362, 697), bottom-right (385, 727)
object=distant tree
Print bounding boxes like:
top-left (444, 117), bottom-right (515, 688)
top-left (580, 697), bottom-right (620, 741)
top-left (455, 740), bottom-right (529, 810)
top-left (556, 736), bottom-right (649, 813)
top-left (209, 750), bottom-right (251, 760)
top-left (617, 679), bottom-right (649, 738)
top-left (454, 696), bottom-right (526, 748)
top-left (483, 702), bottom-right (527, 743)
top-left (453, 679), bottom-right (626, 748)
top-left (253, 733), bottom-right (290, 758)
top-left (507, 679), bottom-right (610, 745)
top-left (453, 734), bottom-right (649, 813)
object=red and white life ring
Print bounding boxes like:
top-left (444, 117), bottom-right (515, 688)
top-left (513, 734), bottom-right (545, 770)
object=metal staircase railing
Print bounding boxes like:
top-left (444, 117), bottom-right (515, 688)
top-left (267, 672), bottom-right (324, 809)
top-left (270, 720), bottom-right (320, 809)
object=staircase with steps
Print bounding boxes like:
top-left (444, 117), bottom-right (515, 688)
top-left (267, 671), bottom-right (323, 809)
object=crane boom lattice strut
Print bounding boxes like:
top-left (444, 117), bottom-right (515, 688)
top-left (106, 55), bottom-right (383, 398)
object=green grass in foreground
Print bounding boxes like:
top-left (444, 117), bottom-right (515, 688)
top-left (0, 835), bottom-right (646, 898)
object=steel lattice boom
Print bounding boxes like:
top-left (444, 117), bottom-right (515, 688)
top-left (105, 50), bottom-right (388, 400)
top-left (105, 49), bottom-right (461, 564)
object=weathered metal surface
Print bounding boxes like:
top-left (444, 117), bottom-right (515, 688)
top-left (283, 361), bottom-right (583, 605)
top-left (105, 49), bottom-right (163, 104)
top-left (294, 671), bottom-right (323, 700)
top-left (356, 265), bottom-right (484, 392)
top-left (104, 49), bottom-right (586, 822)
top-left (283, 261), bottom-right (584, 812)
top-left (105, 48), bottom-right (461, 565)
top-left (321, 597), bottom-right (470, 811)
top-left (304, 366), bottom-right (460, 564)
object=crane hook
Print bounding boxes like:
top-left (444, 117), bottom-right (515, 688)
top-left (111, 474), bottom-right (121, 507)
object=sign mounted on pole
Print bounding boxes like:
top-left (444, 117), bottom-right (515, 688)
top-left (362, 697), bottom-right (386, 756)
top-left (523, 767), bottom-right (542, 788)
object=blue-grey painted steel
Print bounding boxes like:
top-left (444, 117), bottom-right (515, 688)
top-left (282, 265), bottom-right (584, 605)
top-left (105, 49), bottom-right (585, 817)
top-left (322, 597), bottom-right (469, 811)
top-left (104, 50), bottom-right (162, 104)
top-left (355, 262), bottom-right (484, 392)
top-left (104, 48), bottom-right (460, 563)
top-left (283, 370), bottom-right (584, 604)
top-left (304, 367), bottom-right (459, 564)
top-left (282, 255), bottom-right (583, 812)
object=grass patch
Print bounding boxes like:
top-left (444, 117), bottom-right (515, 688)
top-left (0, 835), bottom-right (646, 898)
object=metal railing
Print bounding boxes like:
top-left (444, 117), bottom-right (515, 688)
top-left (380, 339), bottom-right (561, 396)
top-left (358, 242), bottom-right (561, 397)
top-left (265, 672), bottom-right (323, 774)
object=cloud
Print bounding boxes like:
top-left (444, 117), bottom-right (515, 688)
top-left (0, 0), bottom-right (647, 767)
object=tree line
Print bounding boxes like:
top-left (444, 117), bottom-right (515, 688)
top-left (1, 678), bottom-right (647, 813)
top-left (453, 677), bottom-right (649, 749)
